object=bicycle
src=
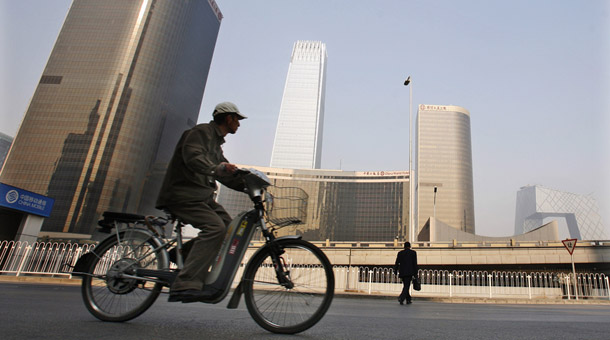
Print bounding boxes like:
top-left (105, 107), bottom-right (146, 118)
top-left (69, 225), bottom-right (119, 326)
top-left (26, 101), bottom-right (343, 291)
top-left (71, 168), bottom-right (334, 334)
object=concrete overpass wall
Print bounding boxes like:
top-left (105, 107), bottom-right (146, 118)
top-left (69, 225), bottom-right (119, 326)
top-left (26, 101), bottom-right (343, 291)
top-left (248, 240), bottom-right (610, 268)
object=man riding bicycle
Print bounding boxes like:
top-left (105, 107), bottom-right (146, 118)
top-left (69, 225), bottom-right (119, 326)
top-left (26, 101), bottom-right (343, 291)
top-left (156, 102), bottom-right (246, 302)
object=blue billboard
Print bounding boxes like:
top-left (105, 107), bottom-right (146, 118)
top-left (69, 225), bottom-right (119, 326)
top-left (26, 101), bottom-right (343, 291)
top-left (0, 183), bottom-right (54, 217)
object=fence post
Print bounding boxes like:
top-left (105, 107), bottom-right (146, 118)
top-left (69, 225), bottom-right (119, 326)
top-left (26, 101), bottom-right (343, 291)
top-left (16, 245), bottom-right (32, 277)
top-left (449, 273), bottom-right (453, 297)
top-left (574, 274), bottom-right (579, 301)
top-left (488, 274), bottom-right (492, 298)
top-left (566, 276), bottom-right (571, 300)
top-left (345, 266), bottom-right (350, 291)
top-left (527, 275), bottom-right (532, 299)
top-left (368, 270), bottom-right (373, 295)
top-left (606, 276), bottom-right (609, 301)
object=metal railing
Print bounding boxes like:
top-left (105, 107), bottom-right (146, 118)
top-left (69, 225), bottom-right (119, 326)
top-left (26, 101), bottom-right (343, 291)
top-left (252, 239), bottom-right (610, 248)
top-left (0, 241), bottom-right (94, 277)
top-left (1, 241), bottom-right (609, 300)
top-left (335, 266), bottom-right (610, 300)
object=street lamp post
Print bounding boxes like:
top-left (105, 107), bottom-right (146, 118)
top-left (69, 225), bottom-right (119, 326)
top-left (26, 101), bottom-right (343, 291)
top-left (404, 76), bottom-right (413, 243)
top-left (432, 186), bottom-right (438, 223)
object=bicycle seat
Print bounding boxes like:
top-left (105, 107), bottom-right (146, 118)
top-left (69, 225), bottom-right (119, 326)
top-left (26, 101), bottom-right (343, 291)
top-left (161, 209), bottom-right (186, 224)
top-left (98, 211), bottom-right (146, 231)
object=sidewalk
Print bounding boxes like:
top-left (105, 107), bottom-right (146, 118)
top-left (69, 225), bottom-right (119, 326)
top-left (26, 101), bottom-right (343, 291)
top-left (337, 290), bottom-right (610, 305)
top-left (2, 275), bottom-right (609, 305)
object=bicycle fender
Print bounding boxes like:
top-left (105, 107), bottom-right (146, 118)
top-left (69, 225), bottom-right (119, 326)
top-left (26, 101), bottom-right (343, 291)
top-left (274, 235), bottom-right (302, 242)
top-left (71, 239), bottom-right (112, 276)
top-left (71, 252), bottom-right (97, 277)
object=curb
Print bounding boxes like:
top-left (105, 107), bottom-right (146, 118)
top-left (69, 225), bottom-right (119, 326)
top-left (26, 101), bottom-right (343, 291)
top-left (334, 292), bottom-right (610, 305)
top-left (0, 275), bottom-right (81, 286)
top-left (2, 275), bottom-right (609, 305)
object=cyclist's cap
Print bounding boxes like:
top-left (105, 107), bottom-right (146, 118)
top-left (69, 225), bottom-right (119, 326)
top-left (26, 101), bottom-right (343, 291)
top-left (213, 102), bottom-right (247, 120)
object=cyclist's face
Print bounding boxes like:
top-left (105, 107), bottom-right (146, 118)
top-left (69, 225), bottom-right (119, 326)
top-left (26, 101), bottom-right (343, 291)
top-left (226, 114), bottom-right (240, 134)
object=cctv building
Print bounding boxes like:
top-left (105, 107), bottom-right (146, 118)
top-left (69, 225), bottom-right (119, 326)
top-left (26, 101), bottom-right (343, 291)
top-left (515, 185), bottom-right (607, 240)
top-left (217, 166), bottom-right (410, 242)
top-left (1, 0), bottom-right (223, 236)
top-left (415, 104), bottom-right (475, 237)
top-left (270, 41), bottom-right (327, 169)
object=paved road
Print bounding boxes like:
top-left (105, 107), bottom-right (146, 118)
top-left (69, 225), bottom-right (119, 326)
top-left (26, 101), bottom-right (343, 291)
top-left (1, 282), bottom-right (609, 340)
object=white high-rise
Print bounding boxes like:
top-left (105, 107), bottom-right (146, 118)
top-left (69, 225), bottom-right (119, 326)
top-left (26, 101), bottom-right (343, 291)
top-left (415, 104), bottom-right (475, 236)
top-left (270, 41), bottom-right (327, 169)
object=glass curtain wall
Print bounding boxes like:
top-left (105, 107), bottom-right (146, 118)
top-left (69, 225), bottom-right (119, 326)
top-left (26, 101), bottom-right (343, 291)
top-left (1, 0), bottom-right (222, 235)
top-left (270, 41), bottom-right (327, 169)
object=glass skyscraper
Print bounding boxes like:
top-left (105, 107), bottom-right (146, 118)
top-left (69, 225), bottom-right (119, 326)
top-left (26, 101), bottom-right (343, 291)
top-left (270, 41), bottom-right (327, 169)
top-left (415, 104), bottom-right (475, 236)
top-left (0, 0), bottom-right (223, 235)
top-left (0, 132), bottom-right (12, 170)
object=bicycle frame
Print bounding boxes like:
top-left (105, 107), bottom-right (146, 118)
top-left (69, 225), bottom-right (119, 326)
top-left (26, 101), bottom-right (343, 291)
top-left (199, 208), bottom-right (262, 303)
top-left (201, 203), bottom-right (302, 305)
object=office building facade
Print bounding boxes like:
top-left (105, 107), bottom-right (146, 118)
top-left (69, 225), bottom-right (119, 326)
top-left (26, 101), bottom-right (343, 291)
top-left (1, 0), bottom-right (223, 235)
top-left (217, 166), bottom-right (410, 242)
top-left (0, 132), bottom-right (12, 171)
top-left (415, 104), bottom-right (475, 236)
top-left (270, 41), bottom-right (327, 169)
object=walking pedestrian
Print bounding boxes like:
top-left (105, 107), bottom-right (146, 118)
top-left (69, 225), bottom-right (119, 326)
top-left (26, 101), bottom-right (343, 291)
top-left (394, 241), bottom-right (418, 304)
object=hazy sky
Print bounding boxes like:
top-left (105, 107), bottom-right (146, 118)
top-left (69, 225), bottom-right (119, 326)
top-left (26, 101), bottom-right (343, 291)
top-left (1, 0), bottom-right (608, 238)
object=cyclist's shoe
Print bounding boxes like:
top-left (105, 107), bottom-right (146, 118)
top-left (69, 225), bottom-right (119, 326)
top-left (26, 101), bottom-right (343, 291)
top-left (168, 289), bottom-right (198, 302)
top-left (168, 289), bottom-right (214, 303)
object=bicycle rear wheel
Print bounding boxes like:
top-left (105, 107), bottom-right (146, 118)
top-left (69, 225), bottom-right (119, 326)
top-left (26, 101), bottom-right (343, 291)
top-left (243, 238), bottom-right (334, 334)
top-left (81, 228), bottom-right (168, 322)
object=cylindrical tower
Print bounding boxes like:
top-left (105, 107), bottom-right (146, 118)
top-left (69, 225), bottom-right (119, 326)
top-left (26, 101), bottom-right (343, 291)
top-left (415, 104), bottom-right (475, 236)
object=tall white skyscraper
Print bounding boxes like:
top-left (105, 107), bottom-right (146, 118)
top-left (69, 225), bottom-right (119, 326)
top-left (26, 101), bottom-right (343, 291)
top-left (270, 41), bottom-right (327, 169)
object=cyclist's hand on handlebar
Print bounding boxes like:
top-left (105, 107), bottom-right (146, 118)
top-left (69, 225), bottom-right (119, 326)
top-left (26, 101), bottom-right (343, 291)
top-left (235, 168), bottom-right (251, 175)
top-left (216, 162), bottom-right (238, 176)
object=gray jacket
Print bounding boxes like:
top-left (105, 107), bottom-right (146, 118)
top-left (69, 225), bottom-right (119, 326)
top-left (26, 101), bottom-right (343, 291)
top-left (156, 121), bottom-right (244, 208)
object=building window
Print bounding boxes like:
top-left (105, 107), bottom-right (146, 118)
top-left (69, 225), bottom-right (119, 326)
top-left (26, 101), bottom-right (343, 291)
top-left (40, 75), bottom-right (63, 84)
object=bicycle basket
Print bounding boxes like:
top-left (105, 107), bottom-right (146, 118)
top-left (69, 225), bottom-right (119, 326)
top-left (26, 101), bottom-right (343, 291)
top-left (265, 186), bottom-right (308, 227)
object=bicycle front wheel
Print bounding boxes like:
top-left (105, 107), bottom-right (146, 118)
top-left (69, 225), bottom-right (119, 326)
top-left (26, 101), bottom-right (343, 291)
top-left (81, 228), bottom-right (167, 322)
top-left (243, 238), bottom-right (334, 334)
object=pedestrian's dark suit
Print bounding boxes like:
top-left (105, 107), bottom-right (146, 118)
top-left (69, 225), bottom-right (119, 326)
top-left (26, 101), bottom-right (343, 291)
top-left (394, 248), bottom-right (418, 303)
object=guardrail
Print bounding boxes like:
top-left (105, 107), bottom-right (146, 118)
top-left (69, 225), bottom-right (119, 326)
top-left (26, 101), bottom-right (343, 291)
top-left (1, 241), bottom-right (609, 300)
top-left (0, 241), bottom-right (94, 277)
top-left (336, 266), bottom-right (610, 300)
top-left (252, 240), bottom-right (610, 248)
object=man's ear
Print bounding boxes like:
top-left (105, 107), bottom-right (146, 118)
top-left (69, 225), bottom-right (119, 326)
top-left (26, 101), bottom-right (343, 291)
top-left (224, 114), bottom-right (234, 125)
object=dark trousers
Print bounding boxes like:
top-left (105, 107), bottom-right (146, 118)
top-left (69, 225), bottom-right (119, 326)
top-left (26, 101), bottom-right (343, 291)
top-left (167, 199), bottom-right (232, 291)
top-left (399, 275), bottom-right (413, 302)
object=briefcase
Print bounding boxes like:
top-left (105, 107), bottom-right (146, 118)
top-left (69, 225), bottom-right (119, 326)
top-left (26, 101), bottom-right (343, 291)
top-left (412, 277), bottom-right (421, 291)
